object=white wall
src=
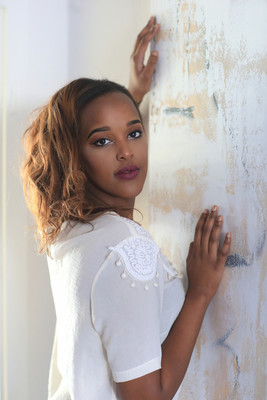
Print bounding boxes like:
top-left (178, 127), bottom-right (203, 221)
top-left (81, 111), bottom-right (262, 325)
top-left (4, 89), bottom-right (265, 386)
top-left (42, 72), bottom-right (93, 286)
top-left (0, 1), bottom-right (149, 399)
top-left (150, 0), bottom-right (267, 398)
top-left (1, 1), bottom-right (69, 399)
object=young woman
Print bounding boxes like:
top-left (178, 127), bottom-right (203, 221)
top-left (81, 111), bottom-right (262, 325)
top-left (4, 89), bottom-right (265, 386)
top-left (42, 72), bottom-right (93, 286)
top-left (22, 18), bottom-right (231, 400)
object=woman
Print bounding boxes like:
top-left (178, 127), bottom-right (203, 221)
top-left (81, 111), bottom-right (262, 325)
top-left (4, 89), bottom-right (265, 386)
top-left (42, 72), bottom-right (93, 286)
top-left (22, 18), bottom-right (231, 400)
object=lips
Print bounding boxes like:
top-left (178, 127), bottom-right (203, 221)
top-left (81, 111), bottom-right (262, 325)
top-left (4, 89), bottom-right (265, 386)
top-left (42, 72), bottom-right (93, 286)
top-left (115, 165), bottom-right (140, 180)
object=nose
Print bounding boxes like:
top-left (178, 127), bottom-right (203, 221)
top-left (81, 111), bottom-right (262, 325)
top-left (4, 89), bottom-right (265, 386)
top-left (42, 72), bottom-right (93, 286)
top-left (116, 141), bottom-right (133, 161)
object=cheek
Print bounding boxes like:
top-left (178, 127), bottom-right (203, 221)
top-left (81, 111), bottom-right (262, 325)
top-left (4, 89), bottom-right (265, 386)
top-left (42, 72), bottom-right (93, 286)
top-left (140, 142), bottom-right (148, 165)
top-left (82, 150), bottom-right (114, 177)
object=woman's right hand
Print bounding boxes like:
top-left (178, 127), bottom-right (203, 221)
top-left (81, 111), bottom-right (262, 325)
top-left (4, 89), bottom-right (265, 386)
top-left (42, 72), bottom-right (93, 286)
top-left (186, 206), bottom-right (231, 303)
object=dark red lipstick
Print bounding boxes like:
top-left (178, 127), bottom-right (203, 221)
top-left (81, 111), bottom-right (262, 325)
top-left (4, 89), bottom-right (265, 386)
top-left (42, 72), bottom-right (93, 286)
top-left (115, 165), bottom-right (140, 180)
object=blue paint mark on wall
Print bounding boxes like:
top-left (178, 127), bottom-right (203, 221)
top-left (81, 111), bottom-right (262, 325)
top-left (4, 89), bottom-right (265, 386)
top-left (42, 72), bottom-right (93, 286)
top-left (164, 106), bottom-right (195, 119)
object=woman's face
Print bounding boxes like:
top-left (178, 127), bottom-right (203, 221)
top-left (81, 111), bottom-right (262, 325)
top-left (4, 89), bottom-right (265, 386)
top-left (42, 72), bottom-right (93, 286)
top-left (80, 92), bottom-right (148, 209)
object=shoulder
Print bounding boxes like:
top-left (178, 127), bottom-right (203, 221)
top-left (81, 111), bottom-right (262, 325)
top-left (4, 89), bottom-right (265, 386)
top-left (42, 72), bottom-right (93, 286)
top-left (103, 213), bottom-right (160, 282)
top-left (48, 212), bottom-right (152, 261)
top-left (100, 214), bottom-right (179, 284)
top-left (94, 212), bottom-right (152, 239)
top-left (109, 235), bottom-right (159, 282)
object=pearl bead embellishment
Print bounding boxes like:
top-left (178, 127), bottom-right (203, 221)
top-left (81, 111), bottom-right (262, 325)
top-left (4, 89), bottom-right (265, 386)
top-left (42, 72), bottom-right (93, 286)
top-left (121, 271), bottom-right (127, 279)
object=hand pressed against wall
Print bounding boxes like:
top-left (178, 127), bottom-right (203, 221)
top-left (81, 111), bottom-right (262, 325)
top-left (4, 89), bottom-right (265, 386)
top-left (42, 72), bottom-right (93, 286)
top-left (186, 206), bottom-right (231, 302)
top-left (128, 16), bottom-right (159, 104)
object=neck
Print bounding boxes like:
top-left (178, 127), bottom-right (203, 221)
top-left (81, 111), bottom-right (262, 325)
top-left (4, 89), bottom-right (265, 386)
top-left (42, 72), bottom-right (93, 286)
top-left (114, 196), bottom-right (135, 220)
top-left (86, 182), bottom-right (136, 219)
top-left (116, 207), bottom-right (134, 220)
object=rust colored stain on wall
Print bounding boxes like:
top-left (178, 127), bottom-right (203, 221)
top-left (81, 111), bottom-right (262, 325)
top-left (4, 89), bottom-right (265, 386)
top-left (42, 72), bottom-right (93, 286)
top-left (150, 0), bottom-right (267, 398)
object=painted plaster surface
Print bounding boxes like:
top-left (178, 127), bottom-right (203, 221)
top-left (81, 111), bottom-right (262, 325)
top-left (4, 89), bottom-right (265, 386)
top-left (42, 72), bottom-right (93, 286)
top-left (150, 0), bottom-right (267, 398)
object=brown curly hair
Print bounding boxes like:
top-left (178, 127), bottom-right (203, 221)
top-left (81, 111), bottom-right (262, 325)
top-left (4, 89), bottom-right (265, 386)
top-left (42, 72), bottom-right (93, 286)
top-left (22, 78), bottom-right (141, 253)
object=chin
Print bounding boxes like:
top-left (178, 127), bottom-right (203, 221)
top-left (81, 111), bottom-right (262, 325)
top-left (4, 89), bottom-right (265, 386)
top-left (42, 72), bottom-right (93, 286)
top-left (123, 184), bottom-right (145, 199)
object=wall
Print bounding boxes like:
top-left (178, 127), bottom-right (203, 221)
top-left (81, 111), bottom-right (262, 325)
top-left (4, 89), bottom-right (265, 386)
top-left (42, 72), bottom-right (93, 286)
top-left (1, 2), bottom-right (69, 400)
top-left (0, 1), bottom-right (149, 399)
top-left (150, 0), bottom-right (267, 399)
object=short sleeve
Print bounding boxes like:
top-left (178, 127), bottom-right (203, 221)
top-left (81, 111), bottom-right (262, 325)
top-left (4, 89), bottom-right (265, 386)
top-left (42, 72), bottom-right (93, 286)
top-left (91, 235), bottom-right (164, 383)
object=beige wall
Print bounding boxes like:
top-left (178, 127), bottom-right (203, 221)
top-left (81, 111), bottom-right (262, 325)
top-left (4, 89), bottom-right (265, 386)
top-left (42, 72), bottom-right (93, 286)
top-left (0, 1), bottom-right (149, 399)
top-left (150, 0), bottom-right (267, 398)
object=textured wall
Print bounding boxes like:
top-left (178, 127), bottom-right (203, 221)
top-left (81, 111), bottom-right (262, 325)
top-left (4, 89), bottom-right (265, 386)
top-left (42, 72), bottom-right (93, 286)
top-left (150, 0), bottom-right (267, 398)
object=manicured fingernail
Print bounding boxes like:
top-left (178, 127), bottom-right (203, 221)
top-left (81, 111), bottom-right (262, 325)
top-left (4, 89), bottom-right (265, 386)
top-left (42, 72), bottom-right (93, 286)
top-left (203, 209), bottom-right (209, 214)
top-left (217, 215), bottom-right (222, 222)
top-left (227, 232), bottom-right (231, 240)
top-left (151, 50), bottom-right (158, 56)
top-left (211, 205), bottom-right (217, 213)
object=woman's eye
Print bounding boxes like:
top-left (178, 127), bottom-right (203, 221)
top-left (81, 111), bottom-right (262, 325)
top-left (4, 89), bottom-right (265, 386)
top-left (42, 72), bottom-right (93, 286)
top-left (128, 130), bottom-right (142, 139)
top-left (93, 138), bottom-right (111, 147)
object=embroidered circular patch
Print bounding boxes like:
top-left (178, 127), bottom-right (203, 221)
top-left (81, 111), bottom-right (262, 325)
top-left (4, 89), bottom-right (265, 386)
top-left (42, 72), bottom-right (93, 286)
top-left (110, 236), bottom-right (159, 281)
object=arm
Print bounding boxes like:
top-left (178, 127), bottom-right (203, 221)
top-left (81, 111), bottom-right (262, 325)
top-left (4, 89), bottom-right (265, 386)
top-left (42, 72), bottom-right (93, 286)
top-left (128, 16), bottom-right (160, 104)
top-left (117, 206), bottom-right (231, 400)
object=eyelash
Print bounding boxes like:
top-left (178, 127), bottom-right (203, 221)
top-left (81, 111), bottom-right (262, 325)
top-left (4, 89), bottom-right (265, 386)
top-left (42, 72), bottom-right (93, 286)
top-left (93, 138), bottom-right (111, 147)
top-left (92, 130), bottom-right (143, 147)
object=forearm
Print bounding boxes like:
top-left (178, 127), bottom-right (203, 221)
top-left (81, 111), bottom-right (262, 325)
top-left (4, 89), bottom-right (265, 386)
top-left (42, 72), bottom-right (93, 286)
top-left (159, 291), bottom-right (211, 399)
top-left (117, 291), bottom-right (211, 400)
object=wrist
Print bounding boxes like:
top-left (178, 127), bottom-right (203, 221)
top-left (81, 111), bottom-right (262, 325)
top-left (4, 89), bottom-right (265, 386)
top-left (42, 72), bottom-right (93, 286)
top-left (185, 287), bottom-right (212, 309)
top-left (128, 85), bottom-right (144, 104)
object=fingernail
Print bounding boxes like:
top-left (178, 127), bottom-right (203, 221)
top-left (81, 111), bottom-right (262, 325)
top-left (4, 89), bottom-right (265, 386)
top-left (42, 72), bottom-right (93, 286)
top-left (151, 50), bottom-right (158, 56)
top-left (211, 205), bottom-right (217, 213)
top-left (203, 209), bottom-right (209, 214)
top-left (217, 215), bottom-right (222, 222)
top-left (227, 232), bottom-right (231, 240)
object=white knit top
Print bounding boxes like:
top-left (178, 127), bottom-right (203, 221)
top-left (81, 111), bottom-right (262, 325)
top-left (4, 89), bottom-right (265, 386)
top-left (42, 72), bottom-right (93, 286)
top-left (47, 212), bottom-right (185, 399)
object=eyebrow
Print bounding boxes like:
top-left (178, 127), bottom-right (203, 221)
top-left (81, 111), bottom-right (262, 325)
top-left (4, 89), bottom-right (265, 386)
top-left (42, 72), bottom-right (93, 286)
top-left (87, 119), bottom-right (142, 139)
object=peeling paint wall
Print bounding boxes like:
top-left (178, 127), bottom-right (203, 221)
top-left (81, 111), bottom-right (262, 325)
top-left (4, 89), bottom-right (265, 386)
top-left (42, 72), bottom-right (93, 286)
top-left (150, 0), bottom-right (267, 398)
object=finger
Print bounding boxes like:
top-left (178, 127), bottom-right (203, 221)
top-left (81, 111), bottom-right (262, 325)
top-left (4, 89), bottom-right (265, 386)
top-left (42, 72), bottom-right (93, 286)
top-left (133, 17), bottom-right (155, 53)
top-left (208, 214), bottom-right (223, 258)
top-left (134, 17), bottom-right (155, 49)
top-left (133, 24), bottom-right (160, 72)
top-left (186, 241), bottom-right (194, 262)
top-left (142, 51), bottom-right (158, 80)
top-left (194, 209), bottom-right (209, 247)
top-left (217, 232), bottom-right (231, 267)
top-left (201, 205), bottom-right (218, 251)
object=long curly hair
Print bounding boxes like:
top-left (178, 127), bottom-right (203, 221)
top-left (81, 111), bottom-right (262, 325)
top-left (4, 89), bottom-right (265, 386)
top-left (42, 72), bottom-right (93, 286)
top-left (21, 78), bottom-right (141, 253)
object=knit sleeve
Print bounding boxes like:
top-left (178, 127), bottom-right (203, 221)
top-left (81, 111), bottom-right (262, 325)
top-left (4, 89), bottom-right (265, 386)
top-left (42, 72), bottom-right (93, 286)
top-left (91, 235), bottom-right (164, 383)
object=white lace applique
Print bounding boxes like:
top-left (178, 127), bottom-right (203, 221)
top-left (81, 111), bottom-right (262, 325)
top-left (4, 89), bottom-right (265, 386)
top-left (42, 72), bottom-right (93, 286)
top-left (109, 236), bottom-right (159, 281)
top-left (160, 253), bottom-right (183, 280)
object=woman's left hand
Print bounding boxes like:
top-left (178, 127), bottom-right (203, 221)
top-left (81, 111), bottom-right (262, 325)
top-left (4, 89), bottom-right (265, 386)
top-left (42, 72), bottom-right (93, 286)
top-left (128, 16), bottom-right (160, 104)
